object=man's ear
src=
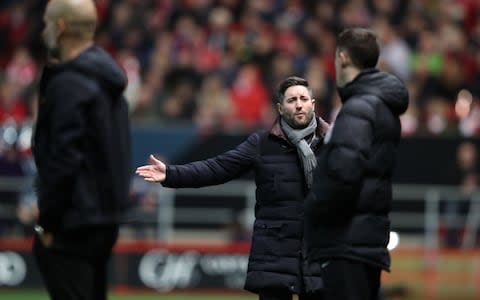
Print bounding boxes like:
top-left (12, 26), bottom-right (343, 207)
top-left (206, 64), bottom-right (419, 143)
top-left (311, 98), bottom-right (315, 111)
top-left (276, 102), bottom-right (283, 115)
top-left (339, 51), bottom-right (350, 68)
top-left (56, 18), bottom-right (66, 36)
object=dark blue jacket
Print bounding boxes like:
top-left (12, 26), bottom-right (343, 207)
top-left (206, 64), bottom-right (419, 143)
top-left (163, 117), bottom-right (329, 294)
top-left (304, 69), bottom-right (409, 275)
top-left (33, 46), bottom-right (132, 233)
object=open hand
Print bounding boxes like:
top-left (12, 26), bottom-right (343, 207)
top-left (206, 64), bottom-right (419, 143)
top-left (135, 154), bottom-right (167, 183)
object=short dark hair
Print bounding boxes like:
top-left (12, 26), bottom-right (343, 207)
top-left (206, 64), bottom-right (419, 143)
top-left (337, 28), bottom-right (380, 69)
top-left (277, 76), bottom-right (311, 103)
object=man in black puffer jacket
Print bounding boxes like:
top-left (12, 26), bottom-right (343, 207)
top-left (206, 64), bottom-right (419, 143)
top-left (32, 1), bottom-right (131, 299)
top-left (137, 77), bottom-right (329, 300)
top-left (304, 28), bottom-right (409, 300)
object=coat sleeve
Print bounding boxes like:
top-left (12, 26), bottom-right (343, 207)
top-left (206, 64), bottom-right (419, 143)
top-left (37, 72), bottom-right (96, 232)
top-left (306, 99), bottom-right (374, 223)
top-left (163, 133), bottom-right (259, 188)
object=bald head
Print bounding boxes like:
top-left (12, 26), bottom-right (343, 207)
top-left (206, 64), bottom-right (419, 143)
top-left (45, 0), bottom-right (97, 39)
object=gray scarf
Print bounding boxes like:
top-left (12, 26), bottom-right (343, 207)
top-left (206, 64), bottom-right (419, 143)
top-left (280, 117), bottom-right (317, 189)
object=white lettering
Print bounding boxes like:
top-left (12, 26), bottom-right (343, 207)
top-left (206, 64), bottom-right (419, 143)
top-left (138, 250), bottom-right (199, 291)
top-left (199, 254), bottom-right (248, 289)
top-left (199, 255), bottom-right (248, 275)
top-left (138, 250), bottom-right (249, 290)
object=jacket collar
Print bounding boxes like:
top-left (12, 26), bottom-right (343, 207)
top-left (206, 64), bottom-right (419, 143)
top-left (270, 116), bottom-right (330, 141)
top-left (337, 68), bottom-right (378, 103)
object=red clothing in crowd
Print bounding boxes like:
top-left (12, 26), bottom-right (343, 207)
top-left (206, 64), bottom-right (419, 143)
top-left (230, 65), bottom-right (270, 127)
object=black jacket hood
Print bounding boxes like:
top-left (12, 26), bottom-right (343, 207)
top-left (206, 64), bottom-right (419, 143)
top-left (47, 46), bottom-right (127, 100)
top-left (338, 69), bottom-right (409, 115)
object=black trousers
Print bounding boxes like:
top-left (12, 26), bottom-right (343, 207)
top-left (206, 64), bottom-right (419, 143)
top-left (317, 259), bottom-right (381, 300)
top-left (33, 226), bottom-right (119, 300)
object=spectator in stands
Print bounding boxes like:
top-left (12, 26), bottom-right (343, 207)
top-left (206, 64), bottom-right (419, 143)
top-left (375, 17), bottom-right (411, 82)
top-left (32, 1), bottom-right (131, 299)
top-left (304, 28), bottom-right (408, 299)
top-left (194, 74), bottom-right (233, 136)
top-left (5, 46), bottom-right (37, 89)
top-left (227, 64), bottom-right (271, 131)
top-left (116, 49), bottom-right (142, 112)
top-left (0, 78), bottom-right (27, 125)
top-left (444, 141), bottom-right (479, 247)
top-left (423, 96), bottom-right (457, 136)
top-left (137, 76), bottom-right (329, 300)
top-left (159, 79), bottom-right (197, 122)
top-left (304, 57), bottom-right (336, 119)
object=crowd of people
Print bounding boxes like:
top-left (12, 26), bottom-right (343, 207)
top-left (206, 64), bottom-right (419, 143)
top-left (0, 0), bottom-right (479, 138)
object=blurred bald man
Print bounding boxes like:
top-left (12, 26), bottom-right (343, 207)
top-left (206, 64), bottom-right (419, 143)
top-left (32, 0), bottom-right (131, 299)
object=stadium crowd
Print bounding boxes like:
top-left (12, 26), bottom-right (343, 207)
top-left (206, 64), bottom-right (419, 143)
top-left (1, 0), bottom-right (480, 137)
top-left (0, 0), bottom-right (479, 237)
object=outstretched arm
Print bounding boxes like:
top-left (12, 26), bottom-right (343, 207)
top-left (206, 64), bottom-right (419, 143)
top-left (136, 133), bottom-right (260, 188)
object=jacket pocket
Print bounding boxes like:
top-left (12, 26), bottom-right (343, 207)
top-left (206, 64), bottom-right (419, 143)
top-left (250, 220), bottom-right (286, 261)
top-left (253, 220), bottom-right (285, 238)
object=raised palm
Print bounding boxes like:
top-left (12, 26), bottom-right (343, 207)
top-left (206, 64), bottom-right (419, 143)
top-left (135, 154), bottom-right (166, 182)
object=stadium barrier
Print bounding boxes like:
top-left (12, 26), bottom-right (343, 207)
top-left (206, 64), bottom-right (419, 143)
top-left (1, 177), bottom-right (480, 298)
top-left (1, 239), bottom-right (480, 299)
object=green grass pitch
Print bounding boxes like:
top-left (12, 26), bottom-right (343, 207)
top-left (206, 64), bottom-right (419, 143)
top-left (0, 289), bottom-right (256, 300)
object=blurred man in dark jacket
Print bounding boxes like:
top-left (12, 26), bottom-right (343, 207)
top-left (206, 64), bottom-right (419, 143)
top-left (304, 28), bottom-right (409, 300)
top-left (137, 76), bottom-right (329, 300)
top-left (32, 0), bottom-right (131, 299)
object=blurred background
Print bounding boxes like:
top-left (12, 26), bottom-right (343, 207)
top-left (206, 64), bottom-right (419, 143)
top-left (0, 0), bottom-right (479, 299)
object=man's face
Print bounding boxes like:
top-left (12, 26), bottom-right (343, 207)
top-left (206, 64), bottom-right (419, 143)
top-left (277, 85), bottom-right (315, 129)
top-left (42, 2), bottom-right (61, 58)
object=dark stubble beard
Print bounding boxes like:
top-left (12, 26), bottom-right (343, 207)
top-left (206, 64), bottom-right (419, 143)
top-left (283, 110), bottom-right (314, 129)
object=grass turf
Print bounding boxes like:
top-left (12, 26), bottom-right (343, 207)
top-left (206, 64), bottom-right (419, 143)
top-left (0, 289), bottom-right (256, 300)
